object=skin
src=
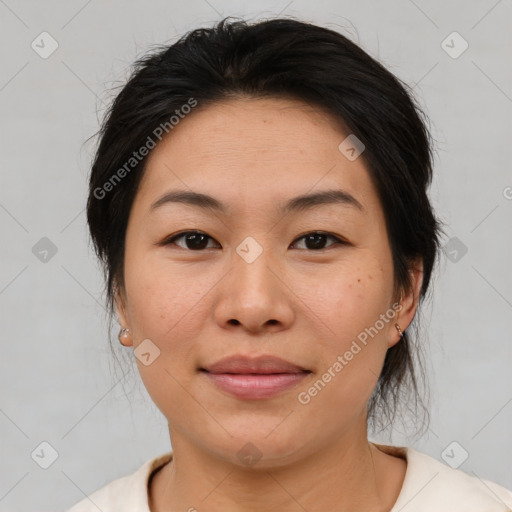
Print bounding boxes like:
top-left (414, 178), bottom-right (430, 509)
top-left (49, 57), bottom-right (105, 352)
top-left (116, 96), bottom-right (423, 511)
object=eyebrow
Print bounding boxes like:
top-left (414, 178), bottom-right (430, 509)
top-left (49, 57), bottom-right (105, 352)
top-left (150, 188), bottom-right (364, 215)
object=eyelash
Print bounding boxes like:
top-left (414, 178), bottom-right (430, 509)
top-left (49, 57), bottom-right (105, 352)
top-left (161, 230), bottom-right (348, 251)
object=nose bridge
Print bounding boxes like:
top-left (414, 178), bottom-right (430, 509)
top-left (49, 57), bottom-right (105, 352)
top-left (215, 233), bottom-right (293, 331)
top-left (231, 234), bottom-right (278, 297)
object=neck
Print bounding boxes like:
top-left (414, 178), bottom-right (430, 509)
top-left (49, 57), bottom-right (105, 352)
top-left (149, 423), bottom-right (405, 512)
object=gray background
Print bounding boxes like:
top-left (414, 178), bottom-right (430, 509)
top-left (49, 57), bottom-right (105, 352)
top-left (1, 1), bottom-right (511, 510)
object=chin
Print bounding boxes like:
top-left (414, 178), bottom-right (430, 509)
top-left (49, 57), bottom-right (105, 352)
top-left (200, 421), bottom-right (312, 470)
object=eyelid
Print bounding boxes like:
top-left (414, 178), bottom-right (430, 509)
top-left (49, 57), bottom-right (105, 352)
top-left (159, 230), bottom-right (219, 248)
top-left (290, 231), bottom-right (348, 250)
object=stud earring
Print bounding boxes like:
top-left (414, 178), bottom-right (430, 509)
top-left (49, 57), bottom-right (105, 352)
top-left (118, 327), bottom-right (131, 346)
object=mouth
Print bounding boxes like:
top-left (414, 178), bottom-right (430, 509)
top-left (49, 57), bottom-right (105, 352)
top-left (199, 355), bottom-right (312, 400)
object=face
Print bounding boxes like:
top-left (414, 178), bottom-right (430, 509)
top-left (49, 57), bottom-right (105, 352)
top-left (116, 97), bottom-right (421, 468)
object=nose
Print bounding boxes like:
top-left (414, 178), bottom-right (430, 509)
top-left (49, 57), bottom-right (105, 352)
top-left (213, 240), bottom-right (295, 334)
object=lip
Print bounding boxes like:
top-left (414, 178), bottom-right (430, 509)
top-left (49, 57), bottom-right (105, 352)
top-left (203, 355), bottom-right (309, 374)
top-left (200, 355), bottom-right (311, 400)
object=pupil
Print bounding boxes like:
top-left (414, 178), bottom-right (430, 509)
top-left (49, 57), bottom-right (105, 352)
top-left (306, 233), bottom-right (326, 250)
top-left (187, 233), bottom-right (208, 250)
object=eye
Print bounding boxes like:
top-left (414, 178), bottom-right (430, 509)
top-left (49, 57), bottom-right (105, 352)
top-left (161, 230), bottom-right (347, 251)
top-left (162, 231), bottom-right (219, 250)
top-left (290, 231), bottom-right (347, 251)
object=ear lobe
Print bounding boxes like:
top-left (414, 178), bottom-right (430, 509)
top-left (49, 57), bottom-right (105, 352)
top-left (114, 286), bottom-right (134, 347)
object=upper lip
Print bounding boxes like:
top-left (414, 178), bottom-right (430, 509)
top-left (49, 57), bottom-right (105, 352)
top-left (202, 355), bottom-right (310, 374)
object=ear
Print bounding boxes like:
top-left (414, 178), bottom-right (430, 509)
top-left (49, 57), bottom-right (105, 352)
top-left (388, 258), bottom-right (423, 348)
top-left (114, 283), bottom-right (133, 347)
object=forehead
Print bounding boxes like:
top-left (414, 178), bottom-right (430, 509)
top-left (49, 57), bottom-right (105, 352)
top-left (134, 97), bottom-right (379, 217)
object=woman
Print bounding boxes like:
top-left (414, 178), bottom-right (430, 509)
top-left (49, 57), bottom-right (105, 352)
top-left (67, 17), bottom-right (512, 512)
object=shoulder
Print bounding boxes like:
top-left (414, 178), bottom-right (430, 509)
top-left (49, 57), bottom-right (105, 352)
top-left (64, 452), bottom-right (173, 512)
top-left (377, 444), bottom-right (512, 512)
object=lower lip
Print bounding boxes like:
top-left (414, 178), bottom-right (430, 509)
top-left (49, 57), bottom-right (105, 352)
top-left (203, 372), bottom-right (310, 399)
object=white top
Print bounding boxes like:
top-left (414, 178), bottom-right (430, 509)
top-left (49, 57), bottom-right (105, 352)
top-left (66, 443), bottom-right (512, 511)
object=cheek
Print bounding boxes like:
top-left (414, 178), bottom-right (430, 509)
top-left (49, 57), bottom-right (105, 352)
top-left (123, 255), bottom-right (221, 383)
top-left (123, 249), bottom-right (203, 337)
top-left (298, 261), bottom-right (393, 400)
top-left (302, 264), bottom-right (390, 341)
top-left (124, 262), bottom-right (209, 414)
